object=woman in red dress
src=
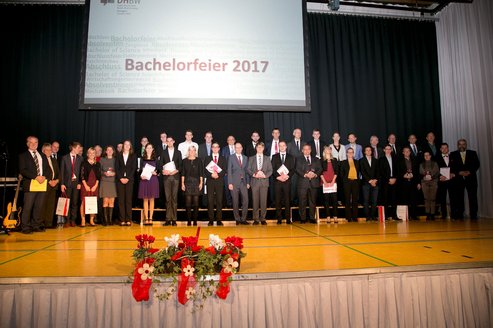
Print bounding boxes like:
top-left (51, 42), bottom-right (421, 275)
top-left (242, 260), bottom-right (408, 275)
top-left (80, 147), bottom-right (101, 227)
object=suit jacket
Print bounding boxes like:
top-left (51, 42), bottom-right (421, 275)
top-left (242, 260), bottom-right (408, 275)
top-left (198, 143), bottom-right (212, 161)
top-left (227, 154), bottom-right (250, 186)
top-left (204, 154), bottom-right (227, 182)
top-left (271, 153), bottom-right (296, 180)
top-left (339, 159), bottom-right (361, 182)
top-left (449, 150), bottom-right (480, 183)
top-left (388, 144), bottom-right (401, 158)
top-left (370, 146), bottom-right (384, 159)
top-left (115, 152), bottom-right (138, 181)
top-left (157, 144), bottom-right (167, 161)
top-left (378, 155), bottom-right (397, 181)
top-left (220, 145), bottom-right (237, 161)
top-left (422, 143), bottom-right (439, 160)
top-left (345, 144), bottom-right (363, 160)
top-left (397, 157), bottom-right (420, 184)
top-left (19, 150), bottom-right (50, 192)
top-left (359, 157), bottom-right (380, 184)
top-left (244, 141), bottom-right (259, 157)
top-left (45, 155), bottom-right (60, 182)
top-left (247, 154), bottom-right (273, 188)
top-left (158, 148), bottom-right (183, 181)
top-left (287, 139), bottom-right (305, 159)
top-left (59, 153), bottom-right (83, 187)
top-left (295, 155), bottom-right (322, 188)
top-left (307, 139), bottom-right (328, 158)
top-left (264, 139), bottom-right (281, 157)
top-left (408, 143), bottom-right (422, 160)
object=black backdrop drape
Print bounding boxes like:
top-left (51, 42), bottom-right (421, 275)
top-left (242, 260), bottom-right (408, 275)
top-left (0, 6), bottom-right (441, 177)
top-left (264, 13), bottom-right (441, 143)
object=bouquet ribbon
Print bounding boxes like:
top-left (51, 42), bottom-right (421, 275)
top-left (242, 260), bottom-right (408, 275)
top-left (132, 259), bottom-right (154, 302)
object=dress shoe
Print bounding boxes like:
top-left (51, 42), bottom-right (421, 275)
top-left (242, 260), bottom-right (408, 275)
top-left (70, 221), bottom-right (76, 227)
top-left (277, 220), bottom-right (282, 225)
top-left (236, 221), bottom-right (241, 226)
top-left (216, 221), bottom-right (224, 226)
top-left (252, 221), bottom-right (260, 225)
top-left (299, 220), bottom-right (306, 224)
top-left (187, 220), bottom-right (192, 226)
top-left (193, 221), bottom-right (197, 226)
top-left (171, 221), bottom-right (177, 226)
top-left (240, 221), bottom-right (249, 225)
top-left (21, 229), bottom-right (33, 234)
top-left (208, 221), bottom-right (214, 226)
top-left (286, 219), bottom-right (292, 224)
top-left (164, 221), bottom-right (171, 226)
top-left (308, 219), bottom-right (317, 224)
top-left (260, 221), bottom-right (267, 225)
top-left (33, 227), bottom-right (46, 232)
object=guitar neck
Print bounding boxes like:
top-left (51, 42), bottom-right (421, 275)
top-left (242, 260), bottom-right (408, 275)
top-left (11, 177), bottom-right (22, 211)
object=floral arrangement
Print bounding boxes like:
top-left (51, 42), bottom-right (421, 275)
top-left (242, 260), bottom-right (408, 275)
top-left (131, 228), bottom-right (245, 307)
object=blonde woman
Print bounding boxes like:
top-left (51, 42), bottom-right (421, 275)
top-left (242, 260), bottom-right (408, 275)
top-left (80, 147), bottom-right (101, 226)
top-left (321, 146), bottom-right (339, 222)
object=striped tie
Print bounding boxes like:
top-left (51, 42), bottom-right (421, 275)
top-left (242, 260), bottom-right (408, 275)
top-left (32, 151), bottom-right (40, 176)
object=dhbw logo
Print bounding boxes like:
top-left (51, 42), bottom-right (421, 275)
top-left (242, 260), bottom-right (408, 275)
top-left (101, 0), bottom-right (115, 5)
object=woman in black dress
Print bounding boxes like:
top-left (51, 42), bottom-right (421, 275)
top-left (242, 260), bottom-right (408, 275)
top-left (181, 146), bottom-right (204, 226)
top-left (80, 147), bottom-right (101, 227)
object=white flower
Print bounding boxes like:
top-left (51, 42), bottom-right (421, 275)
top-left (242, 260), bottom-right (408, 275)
top-left (209, 234), bottom-right (225, 249)
top-left (164, 234), bottom-right (181, 247)
top-left (183, 264), bottom-right (195, 277)
top-left (137, 263), bottom-right (154, 280)
top-left (185, 287), bottom-right (196, 300)
top-left (222, 257), bottom-right (239, 274)
top-left (166, 286), bottom-right (176, 295)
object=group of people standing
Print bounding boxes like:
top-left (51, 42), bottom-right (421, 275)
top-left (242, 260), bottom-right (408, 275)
top-left (17, 128), bottom-right (480, 233)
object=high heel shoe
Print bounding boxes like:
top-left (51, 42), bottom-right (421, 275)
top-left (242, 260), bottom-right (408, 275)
top-left (187, 220), bottom-right (191, 226)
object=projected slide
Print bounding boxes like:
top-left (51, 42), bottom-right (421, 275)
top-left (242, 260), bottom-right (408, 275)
top-left (80, 0), bottom-right (309, 111)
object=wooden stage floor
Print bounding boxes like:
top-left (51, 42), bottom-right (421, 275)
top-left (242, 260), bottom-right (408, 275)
top-left (1, 219), bottom-right (493, 279)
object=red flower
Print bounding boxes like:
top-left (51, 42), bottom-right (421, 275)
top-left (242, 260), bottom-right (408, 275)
top-left (171, 250), bottom-right (184, 261)
top-left (205, 246), bottom-right (216, 255)
top-left (225, 236), bottom-right (244, 249)
top-left (182, 236), bottom-right (199, 248)
top-left (191, 245), bottom-right (203, 253)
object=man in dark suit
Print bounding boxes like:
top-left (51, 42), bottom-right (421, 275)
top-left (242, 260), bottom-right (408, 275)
top-left (271, 141), bottom-right (295, 224)
top-left (378, 145), bottom-right (397, 220)
top-left (247, 142), bottom-right (272, 225)
top-left (221, 135), bottom-right (236, 207)
top-left (436, 143), bottom-right (455, 219)
top-left (156, 131), bottom-right (167, 209)
top-left (228, 142), bottom-right (250, 225)
top-left (369, 136), bottom-right (384, 159)
top-left (307, 128), bottom-right (327, 159)
top-left (408, 134), bottom-right (422, 161)
top-left (387, 133), bottom-right (400, 158)
top-left (18, 136), bottom-right (50, 234)
top-left (159, 136), bottom-right (182, 226)
top-left (51, 141), bottom-right (60, 161)
top-left (397, 147), bottom-right (420, 220)
top-left (59, 141), bottom-right (83, 227)
top-left (295, 144), bottom-right (322, 223)
top-left (244, 131), bottom-right (261, 157)
top-left (422, 131), bottom-right (439, 160)
top-left (198, 131), bottom-right (213, 161)
top-left (360, 146), bottom-right (380, 221)
top-left (265, 128), bottom-right (281, 158)
top-left (41, 143), bottom-right (59, 228)
top-left (450, 139), bottom-right (480, 220)
top-left (204, 142), bottom-right (226, 226)
top-left (287, 128), bottom-right (304, 159)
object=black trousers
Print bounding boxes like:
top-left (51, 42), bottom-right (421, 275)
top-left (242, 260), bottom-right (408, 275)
top-left (116, 180), bottom-right (133, 222)
top-left (452, 178), bottom-right (478, 220)
top-left (42, 184), bottom-right (57, 227)
top-left (399, 180), bottom-right (418, 219)
top-left (207, 178), bottom-right (224, 221)
top-left (323, 192), bottom-right (338, 218)
top-left (437, 180), bottom-right (453, 218)
top-left (164, 178), bottom-right (179, 221)
top-left (21, 191), bottom-right (46, 231)
top-left (185, 195), bottom-right (199, 220)
top-left (343, 179), bottom-right (359, 220)
top-left (379, 182), bottom-right (397, 219)
top-left (274, 180), bottom-right (291, 220)
top-left (65, 180), bottom-right (80, 224)
top-left (298, 182), bottom-right (317, 221)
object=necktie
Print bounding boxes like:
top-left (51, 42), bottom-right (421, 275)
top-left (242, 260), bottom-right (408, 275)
top-left (281, 154), bottom-right (285, 164)
top-left (306, 156), bottom-right (310, 165)
top-left (296, 140), bottom-right (300, 151)
top-left (258, 156), bottom-right (262, 170)
top-left (238, 155), bottom-right (242, 166)
top-left (32, 151), bottom-right (40, 176)
top-left (392, 144), bottom-right (396, 153)
top-left (412, 144), bottom-right (417, 155)
top-left (461, 152), bottom-right (466, 164)
top-left (274, 141), bottom-right (278, 154)
top-left (214, 156), bottom-right (217, 164)
top-left (230, 146), bottom-right (234, 155)
top-left (71, 155), bottom-right (75, 179)
top-left (316, 141), bottom-right (319, 157)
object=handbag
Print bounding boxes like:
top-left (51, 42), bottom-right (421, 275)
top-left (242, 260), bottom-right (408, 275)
top-left (55, 193), bottom-right (70, 216)
top-left (84, 195), bottom-right (98, 214)
top-left (396, 205), bottom-right (408, 221)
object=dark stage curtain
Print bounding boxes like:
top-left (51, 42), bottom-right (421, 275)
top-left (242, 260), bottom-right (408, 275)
top-left (264, 13), bottom-right (442, 145)
top-left (0, 5), bottom-right (134, 175)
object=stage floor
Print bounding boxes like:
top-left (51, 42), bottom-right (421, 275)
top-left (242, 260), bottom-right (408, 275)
top-left (1, 219), bottom-right (493, 279)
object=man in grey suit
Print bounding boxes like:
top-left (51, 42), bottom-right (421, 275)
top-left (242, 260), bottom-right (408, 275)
top-left (247, 142), bottom-right (272, 225)
top-left (228, 142), bottom-right (250, 225)
top-left (296, 144), bottom-right (323, 223)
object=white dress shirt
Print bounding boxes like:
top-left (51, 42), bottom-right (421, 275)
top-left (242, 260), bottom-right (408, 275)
top-left (178, 141), bottom-right (199, 159)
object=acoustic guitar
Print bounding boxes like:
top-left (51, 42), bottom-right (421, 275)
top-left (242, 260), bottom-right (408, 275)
top-left (3, 176), bottom-right (22, 229)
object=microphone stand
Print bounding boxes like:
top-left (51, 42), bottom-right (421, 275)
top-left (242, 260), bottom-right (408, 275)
top-left (0, 148), bottom-right (9, 235)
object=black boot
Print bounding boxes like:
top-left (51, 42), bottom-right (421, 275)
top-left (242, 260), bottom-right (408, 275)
top-left (102, 207), bottom-right (108, 226)
top-left (108, 207), bottom-right (114, 225)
